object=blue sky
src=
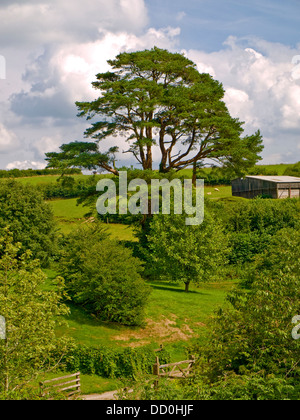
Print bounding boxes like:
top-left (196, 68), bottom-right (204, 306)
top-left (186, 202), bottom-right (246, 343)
top-left (146, 0), bottom-right (300, 52)
top-left (0, 0), bottom-right (300, 169)
top-left (147, 0), bottom-right (300, 51)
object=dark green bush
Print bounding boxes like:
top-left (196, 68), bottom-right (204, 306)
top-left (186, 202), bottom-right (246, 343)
top-left (220, 198), bottom-right (300, 264)
top-left (41, 176), bottom-right (97, 199)
top-left (59, 224), bottom-right (151, 326)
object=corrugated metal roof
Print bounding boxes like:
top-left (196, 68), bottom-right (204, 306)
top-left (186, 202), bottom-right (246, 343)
top-left (246, 175), bottom-right (300, 183)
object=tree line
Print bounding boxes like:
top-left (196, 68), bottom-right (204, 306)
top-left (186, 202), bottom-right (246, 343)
top-left (0, 168), bottom-right (81, 179)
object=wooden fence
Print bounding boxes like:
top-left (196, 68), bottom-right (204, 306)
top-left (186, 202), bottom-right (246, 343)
top-left (40, 372), bottom-right (81, 400)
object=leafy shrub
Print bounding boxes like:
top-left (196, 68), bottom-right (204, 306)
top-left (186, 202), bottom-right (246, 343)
top-left (201, 236), bottom-right (300, 382)
top-left (122, 372), bottom-right (298, 400)
top-left (224, 197), bottom-right (300, 234)
top-left (59, 224), bottom-right (151, 326)
top-left (56, 343), bottom-right (170, 379)
top-left (41, 175), bottom-right (98, 199)
top-left (228, 231), bottom-right (272, 264)
top-left (0, 180), bottom-right (57, 266)
top-left (221, 198), bottom-right (300, 264)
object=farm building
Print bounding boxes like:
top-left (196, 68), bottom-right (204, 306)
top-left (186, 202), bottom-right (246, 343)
top-left (232, 175), bottom-right (300, 199)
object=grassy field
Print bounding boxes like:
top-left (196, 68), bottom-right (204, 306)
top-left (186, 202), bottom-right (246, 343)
top-left (44, 265), bottom-right (235, 394)
top-left (53, 280), bottom-right (234, 351)
top-left (12, 174), bottom-right (88, 185)
top-left (4, 170), bottom-right (285, 394)
top-left (253, 163), bottom-right (293, 175)
top-left (177, 163), bottom-right (294, 177)
top-left (48, 198), bottom-right (137, 239)
top-left (45, 186), bottom-right (235, 361)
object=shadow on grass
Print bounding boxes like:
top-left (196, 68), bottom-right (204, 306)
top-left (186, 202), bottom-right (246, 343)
top-left (65, 304), bottom-right (130, 331)
top-left (149, 282), bottom-right (208, 295)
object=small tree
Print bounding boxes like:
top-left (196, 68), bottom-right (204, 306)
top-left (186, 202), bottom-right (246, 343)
top-left (145, 212), bottom-right (229, 292)
top-left (0, 230), bottom-right (69, 397)
top-left (59, 224), bottom-right (151, 326)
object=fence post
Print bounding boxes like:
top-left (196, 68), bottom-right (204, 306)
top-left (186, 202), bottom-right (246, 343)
top-left (39, 381), bottom-right (44, 398)
top-left (76, 372), bottom-right (81, 395)
top-left (153, 356), bottom-right (160, 390)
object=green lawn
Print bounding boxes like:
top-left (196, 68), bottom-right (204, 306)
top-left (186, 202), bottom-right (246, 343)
top-left (34, 275), bottom-right (227, 396)
top-left (13, 174), bottom-right (87, 185)
top-left (204, 185), bottom-right (232, 199)
top-left (53, 277), bottom-right (235, 362)
top-left (47, 198), bottom-right (136, 240)
top-left (49, 198), bottom-right (88, 220)
top-left (253, 163), bottom-right (293, 175)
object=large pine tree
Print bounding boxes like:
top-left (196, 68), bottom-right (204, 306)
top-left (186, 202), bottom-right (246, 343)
top-left (46, 47), bottom-right (263, 176)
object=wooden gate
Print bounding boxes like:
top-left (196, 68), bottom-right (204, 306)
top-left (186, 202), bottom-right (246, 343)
top-left (40, 372), bottom-right (81, 400)
top-left (153, 357), bottom-right (196, 379)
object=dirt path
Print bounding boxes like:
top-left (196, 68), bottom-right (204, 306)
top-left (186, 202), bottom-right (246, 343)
top-left (82, 388), bottom-right (133, 400)
top-left (81, 390), bottom-right (118, 400)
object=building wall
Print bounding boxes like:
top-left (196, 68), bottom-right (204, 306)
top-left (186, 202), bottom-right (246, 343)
top-left (232, 179), bottom-right (300, 199)
top-left (232, 178), bottom-right (277, 199)
top-left (278, 188), bottom-right (300, 199)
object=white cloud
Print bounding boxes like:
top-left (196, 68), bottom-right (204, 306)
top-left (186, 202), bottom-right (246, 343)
top-left (0, 123), bottom-right (19, 153)
top-left (34, 135), bottom-right (64, 157)
top-left (0, 0), bottom-right (182, 169)
top-left (6, 160), bottom-right (46, 170)
top-left (224, 88), bottom-right (253, 123)
top-left (57, 27), bottom-right (181, 102)
top-left (262, 153), bottom-right (284, 165)
top-left (0, 0), bottom-right (149, 48)
top-left (185, 37), bottom-right (300, 163)
top-left (10, 26), bottom-right (181, 121)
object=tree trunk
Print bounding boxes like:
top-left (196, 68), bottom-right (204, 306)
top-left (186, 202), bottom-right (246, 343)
top-left (184, 281), bottom-right (190, 293)
top-left (192, 160), bottom-right (197, 187)
top-left (146, 145), bottom-right (153, 170)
